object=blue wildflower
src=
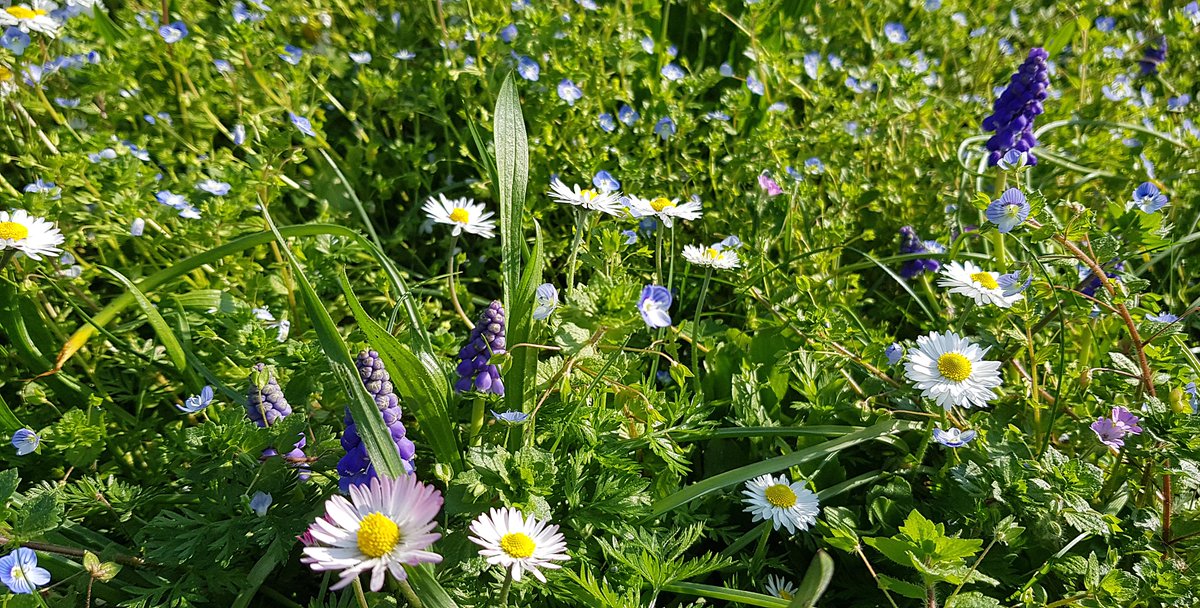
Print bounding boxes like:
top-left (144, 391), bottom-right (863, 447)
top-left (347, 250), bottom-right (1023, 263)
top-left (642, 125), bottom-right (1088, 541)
top-left (982, 47), bottom-right (1049, 166)
top-left (924, 0), bottom-right (940, 10)
top-left (11, 429), bottom-right (39, 456)
top-left (997, 271), bottom-right (1032, 296)
top-left (997, 149), bottom-right (1028, 171)
top-left (455, 301), bottom-right (506, 395)
top-left (196, 179), bottom-right (231, 196)
top-left (499, 23), bottom-right (518, 43)
top-left (898, 226), bottom-right (942, 279)
top-left (516, 55), bottom-right (539, 81)
top-left (885, 343), bottom-right (904, 365)
top-left (598, 112), bottom-right (616, 132)
top-left (1131, 182), bottom-right (1167, 213)
top-left (0, 548), bottom-right (51, 594)
top-left (719, 62), bottom-right (733, 77)
top-left (621, 229), bottom-right (638, 245)
top-left (1146, 311), bottom-right (1179, 323)
top-left (1, 27), bottom-right (30, 55)
top-left (640, 36), bottom-right (655, 53)
top-left (593, 170), bottom-right (620, 192)
top-left (177, 385), bottom-right (214, 414)
top-left (158, 21), bottom-right (188, 43)
top-left (618, 104), bottom-right (639, 125)
top-left (1185, 382), bottom-right (1198, 413)
top-left (883, 22), bottom-right (908, 43)
top-left (213, 59), bottom-right (233, 73)
top-left (23, 178), bottom-right (60, 199)
top-left (654, 116), bottom-right (676, 140)
top-left (804, 157), bottom-right (825, 174)
top-left (803, 52), bottom-right (820, 79)
top-left (932, 427), bottom-right (976, 448)
top-left (349, 51), bottom-right (372, 64)
top-left (394, 49), bottom-right (416, 60)
top-left (986, 188), bottom-right (1030, 233)
top-left (337, 350), bottom-right (417, 490)
top-left (746, 71), bottom-right (764, 95)
top-left (249, 491), bottom-right (272, 516)
top-left (279, 45), bottom-right (303, 65)
top-left (491, 410), bottom-right (529, 424)
top-left (577, 0), bottom-right (598, 9)
top-left (289, 112), bottom-right (316, 137)
top-left (1139, 35), bottom-right (1166, 75)
top-left (533, 284), bottom-right (558, 320)
top-left (1168, 94), bottom-right (1191, 111)
top-left (705, 111), bottom-right (731, 121)
top-left (661, 62), bottom-right (685, 81)
top-left (638, 285), bottom-right (672, 328)
top-left (768, 101), bottom-right (787, 112)
top-left (1095, 16), bottom-right (1114, 32)
top-left (130, 218), bottom-right (145, 236)
top-left (557, 79), bottom-right (583, 105)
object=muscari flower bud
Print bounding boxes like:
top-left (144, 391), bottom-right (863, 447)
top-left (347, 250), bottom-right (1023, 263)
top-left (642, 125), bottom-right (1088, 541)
top-left (898, 226), bottom-right (942, 279)
top-left (245, 363), bottom-right (310, 481)
top-left (454, 301), bottom-right (506, 396)
top-left (982, 47), bottom-right (1050, 166)
top-left (336, 350), bottom-right (417, 493)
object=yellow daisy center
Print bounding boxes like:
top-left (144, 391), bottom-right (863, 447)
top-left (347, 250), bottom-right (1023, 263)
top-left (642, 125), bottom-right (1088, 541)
top-left (499, 532), bottom-right (537, 559)
top-left (970, 271), bottom-right (998, 290)
top-left (764, 484), bottom-right (797, 508)
top-left (705, 247), bottom-right (721, 259)
top-left (650, 197), bottom-right (675, 212)
top-left (6, 6), bottom-right (45, 18)
top-left (0, 66), bottom-right (12, 82)
top-left (356, 512), bottom-right (401, 558)
top-left (779, 589), bottom-right (794, 600)
top-left (0, 222), bottom-right (30, 241)
top-left (448, 207), bottom-right (470, 224)
top-left (581, 189), bottom-right (598, 201)
top-left (937, 353), bottom-right (973, 383)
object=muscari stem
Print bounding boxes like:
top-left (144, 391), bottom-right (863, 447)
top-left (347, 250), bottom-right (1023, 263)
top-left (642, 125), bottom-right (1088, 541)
top-left (469, 396), bottom-right (486, 446)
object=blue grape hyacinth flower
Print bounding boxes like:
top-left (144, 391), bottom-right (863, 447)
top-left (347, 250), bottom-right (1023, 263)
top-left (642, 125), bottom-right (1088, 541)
top-left (898, 226), bottom-right (942, 279)
top-left (1139, 35), bottom-right (1166, 75)
top-left (455, 301), bottom-right (507, 396)
top-left (337, 350), bottom-right (418, 492)
top-left (982, 47), bottom-right (1049, 166)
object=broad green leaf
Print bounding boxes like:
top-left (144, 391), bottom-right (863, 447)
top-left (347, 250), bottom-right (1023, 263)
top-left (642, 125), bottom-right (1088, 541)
top-left (876, 575), bottom-right (926, 600)
top-left (0, 393), bottom-right (23, 433)
top-left (262, 210), bottom-right (407, 478)
top-left (101, 266), bottom-right (202, 391)
top-left (340, 273), bottom-right (462, 471)
top-left (1044, 20), bottom-right (1076, 57)
top-left (946, 592), bottom-right (1002, 608)
top-left (649, 420), bottom-right (922, 517)
top-left (0, 469), bottom-right (19, 505)
top-left (506, 221), bottom-right (543, 412)
top-left (790, 550), bottom-right (834, 608)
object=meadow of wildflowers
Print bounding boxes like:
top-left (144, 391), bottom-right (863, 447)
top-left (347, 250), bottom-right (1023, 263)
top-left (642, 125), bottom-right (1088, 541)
top-left (2, 0), bottom-right (1200, 606)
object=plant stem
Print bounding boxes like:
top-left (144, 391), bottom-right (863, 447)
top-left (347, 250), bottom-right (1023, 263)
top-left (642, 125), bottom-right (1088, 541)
top-left (397, 579), bottom-right (424, 608)
top-left (498, 567), bottom-right (514, 606)
top-left (565, 209), bottom-right (587, 294)
top-left (446, 234), bottom-right (474, 328)
top-left (690, 267), bottom-right (713, 397)
top-left (469, 396), bottom-right (486, 446)
top-left (351, 579), bottom-right (371, 608)
top-left (855, 546), bottom-right (901, 608)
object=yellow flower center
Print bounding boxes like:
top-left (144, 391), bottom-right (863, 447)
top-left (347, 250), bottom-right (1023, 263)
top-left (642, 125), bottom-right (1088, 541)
top-left (6, 6), bottom-right (45, 18)
top-left (581, 189), bottom-right (598, 201)
top-left (779, 589), bottom-right (794, 600)
top-left (970, 271), bottom-right (998, 290)
top-left (764, 484), bottom-right (797, 508)
top-left (0, 66), bottom-right (11, 82)
top-left (356, 512), bottom-right (401, 558)
top-left (937, 353), bottom-right (973, 383)
top-left (499, 532), bottom-right (536, 559)
top-left (448, 207), bottom-right (470, 224)
top-left (0, 222), bottom-right (29, 241)
top-left (705, 247), bottom-right (721, 259)
top-left (650, 197), bottom-right (675, 212)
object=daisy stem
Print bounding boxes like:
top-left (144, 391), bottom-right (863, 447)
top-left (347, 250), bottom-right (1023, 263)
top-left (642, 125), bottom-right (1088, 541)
top-left (751, 521), bottom-right (771, 568)
top-left (351, 579), bottom-right (371, 608)
top-left (396, 579), bottom-right (424, 608)
top-left (565, 209), bottom-right (587, 293)
top-left (498, 567), bottom-right (514, 605)
top-left (469, 396), bottom-right (486, 446)
top-left (447, 234), bottom-right (474, 329)
top-left (690, 267), bottom-right (713, 396)
top-left (655, 226), bottom-right (664, 286)
top-left (0, 250), bottom-right (15, 275)
top-left (667, 224), bottom-right (677, 296)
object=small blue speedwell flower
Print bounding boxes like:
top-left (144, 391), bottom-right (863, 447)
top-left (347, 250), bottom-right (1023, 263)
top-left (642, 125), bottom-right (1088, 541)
top-left (491, 410), bottom-right (529, 424)
top-left (986, 188), bottom-right (1029, 233)
top-left (638, 285), bottom-right (672, 328)
top-left (533, 283), bottom-right (558, 320)
top-left (932, 427), bottom-right (976, 448)
top-left (178, 385), bottom-right (214, 414)
top-left (996, 149), bottom-right (1028, 171)
top-left (0, 548), bottom-right (51, 594)
top-left (885, 343), bottom-right (904, 365)
top-left (1130, 182), bottom-right (1167, 213)
top-left (557, 79), bottom-right (583, 105)
top-left (289, 112), bottom-right (316, 137)
top-left (158, 21), bottom-right (188, 43)
top-left (997, 271), bottom-right (1032, 296)
top-left (11, 428), bottom-right (40, 455)
top-left (1146, 311), bottom-right (1179, 324)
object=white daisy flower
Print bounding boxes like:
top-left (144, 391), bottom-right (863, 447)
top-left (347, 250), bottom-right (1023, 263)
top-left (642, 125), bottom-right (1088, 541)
top-left (547, 179), bottom-right (624, 216)
top-left (742, 474), bottom-right (820, 534)
top-left (764, 574), bottom-right (798, 600)
top-left (421, 194), bottom-right (497, 239)
top-left (0, 65), bottom-right (16, 98)
top-left (0, 209), bottom-right (65, 261)
top-left (468, 507), bottom-right (569, 582)
top-left (682, 243), bottom-right (740, 270)
top-left (0, 1), bottom-right (61, 37)
top-left (936, 261), bottom-right (1023, 308)
top-left (627, 195), bottom-right (702, 228)
top-left (903, 331), bottom-right (1002, 410)
top-left (302, 474), bottom-right (444, 591)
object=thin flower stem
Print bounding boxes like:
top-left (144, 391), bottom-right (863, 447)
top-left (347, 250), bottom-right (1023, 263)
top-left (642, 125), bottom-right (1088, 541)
top-left (565, 209), bottom-right (587, 293)
top-left (855, 546), bottom-right (901, 608)
top-left (352, 578), bottom-right (371, 608)
top-left (447, 235), bottom-right (474, 329)
top-left (397, 578), bottom-right (424, 608)
top-left (497, 567), bottom-right (514, 605)
top-left (690, 268), bottom-right (713, 396)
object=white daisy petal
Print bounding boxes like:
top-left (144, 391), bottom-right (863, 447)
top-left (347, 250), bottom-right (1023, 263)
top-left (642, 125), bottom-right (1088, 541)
top-left (467, 506), bottom-right (569, 583)
top-left (903, 330), bottom-right (1003, 411)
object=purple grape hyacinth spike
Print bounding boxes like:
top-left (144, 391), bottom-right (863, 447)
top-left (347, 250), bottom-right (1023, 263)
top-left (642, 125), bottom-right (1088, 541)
top-left (454, 301), bottom-right (507, 396)
top-left (245, 363), bottom-right (309, 480)
top-left (336, 350), bottom-right (417, 493)
top-left (982, 47), bottom-right (1049, 166)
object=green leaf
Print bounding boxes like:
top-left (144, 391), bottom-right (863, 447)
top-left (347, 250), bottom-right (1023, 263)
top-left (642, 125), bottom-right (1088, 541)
top-left (101, 266), bottom-right (202, 391)
top-left (12, 492), bottom-right (62, 538)
top-left (506, 222), bottom-right (543, 413)
top-left (790, 550), bottom-right (834, 608)
top-left (1044, 20), bottom-right (1077, 57)
top-left (0, 469), bottom-right (19, 505)
top-left (946, 592), bottom-right (1003, 608)
top-left (262, 210), bottom-right (407, 478)
top-left (662, 582), bottom-right (789, 607)
top-left (0, 393), bottom-right (23, 433)
top-left (649, 420), bottom-right (922, 517)
top-left (407, 563), bottom-right (461, 608)
top-left (876, 575), bottom-right (926, 600)
top-left (864, 537), bottom-right (918, 567)
top-left (340, 273), bottom-right (462, 471)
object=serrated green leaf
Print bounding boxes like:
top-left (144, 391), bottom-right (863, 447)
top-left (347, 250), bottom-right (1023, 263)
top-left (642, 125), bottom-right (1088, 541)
top-left (876, 574), bottom-right (926, 600)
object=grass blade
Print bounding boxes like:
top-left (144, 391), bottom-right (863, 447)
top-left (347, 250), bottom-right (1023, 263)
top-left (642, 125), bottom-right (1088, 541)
top-left (790, 550), bottom-right (834, 608)
top-left (339, 272), bottom-right (462, 472)
top-left (648, 420), bottom-right (922, 518)
top-left (663, 582), bottom-right (788, 607)
top-left (0, 393), bottom-right (23, 433)
top-left (406, 563), bottom-right (461, 608)
top-left (262, 210), bottom-right (407, 479)
top-left (506, 221), bottom-right (543, 411)
top-left (101, 266), bottom-right (201, 391)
